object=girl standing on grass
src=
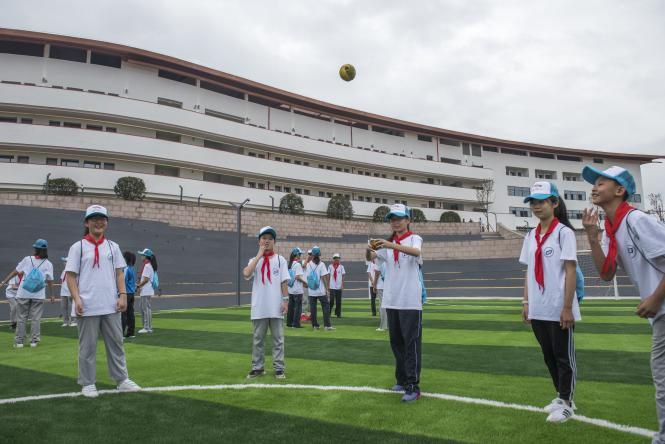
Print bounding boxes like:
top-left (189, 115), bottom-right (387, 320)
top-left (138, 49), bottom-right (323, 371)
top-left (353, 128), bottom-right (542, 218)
top-left (60, 257), bottom-right (76, 327)
top-left (328, 253), bottom-right (345, 318)
top-left (65, 204), bottom-right (140, 397)
top-left (519, 182), bottom-right (580, 423)
top-left (137, 248), bottom-right (158, 334)
top-left (366, 204), bottom-right (423, 403)
top-left (305, 246), bottom-right (333, 330)
top-left (122, 251), bottom-right (137, 339)
top-left (286, 247), bottom-right (307, 328)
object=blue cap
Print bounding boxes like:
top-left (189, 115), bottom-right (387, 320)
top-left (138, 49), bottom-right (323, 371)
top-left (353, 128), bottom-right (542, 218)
top-left (582, 165), bottom-right (636, 197)
top-left (258, 226), bottom-right (277, 240)
top-left (291, 247), bottom-right (303, 255)
top-left (311, 246), bottom-right (321, 256)
top-left (137, 248), bottom-right (154, 257)
top-left (32, 239), bottom-right (48, 249)
top-left (385, 203), bottom-right (411, 220)
top-left (523, 181), bottom-right (559, 203)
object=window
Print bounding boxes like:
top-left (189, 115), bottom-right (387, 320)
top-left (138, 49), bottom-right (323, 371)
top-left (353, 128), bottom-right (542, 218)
top-left (248, 182), bottom-right (256, 188)
top-left (443, 203), bottom-right (460, 210)
top-left (284, 187), bottom-right (291, 193)
top-left (593, 158), bottom-right (604, 164)
top-left (20, 118), bottom-right (33, 124)
top-left (557, 154), bottom-right (581, 162)
top-left (506, 166), bottom-right (529, 177)
top-left (304, 189), bottom-right (310, 195)
top-left (156, 131), bottom-right (181, 142)
top-left (319, 164), bottom-right (325, 169)
top-left (372, 125), bottom-right (404, 137)
top-left (49, 45), bottom-right (86, 63)
top-left (327, 192), bottom-right (334, 198)
top-left (46, 158), bottom-right (58, 165)
top-left (535, 169), bottom-right (557, 180)
top-left (563, 172), bottom-right (581, 181)
top-left (90, 52), bottom-right (121, 68)
top-left (462, 143), bottom-right (470, 155)
top-left (83, 161), bottom-right (101, 169)
top-left (507, 186), bottom-right (531, 197)
top-left (0, 155), bottom-right (13, 163)
top-left (364, 196), bottom-right (371, 202)
top-left (0, 40), bottom-right (44, 57)
top-left (49, 120), bottom-right (61, 126)
top-left (295, 160), bottom-right (302, 165)
top-left (439, 138), bottom-right (459, 147)
top-left (426, 155), bottom-right (434, 161)
top-left (158, 70), bottom-right (196, 85)
top-left (201, 81), bottom-right (245, 100)
top-left (471, 144), bottom-right (482, 157)
top-left (417, 134), bottom-right (432, 142)
top-left (63, 122), bottom-right (82, 128)
top-left (335, 167), bottom-right (342, 172)
top-left (105, 127), bottom-right (117, 133)
top-left (374, 198), bottom-right (381, 203)
top-left (257, 154), bottom-right (266, 159)
top-left (344, 168), bottom-right (350, 173)
top-left (483, 146), bottom-right (498, 153)
top-left (295, 188), bottom-right (302, 194)
top-left (274, 156), bottom-right (282, 162)
top-left (157, 97), bottom-right (183, 109)
top-left (564, 190), bottom-right (587, 201)
top-left (401, 177), bottom-right (406, 181)
top-left (248, 152), bottom-right (256, 157)
top-left (205, 108), bottom-right (244, 124)
top-left (501, 148), bottom-right (527, 156)
top-left (327, 166), bottom-right (333, 170)
top-left (86, 124), bottom-right (103, 131)
top-left (258, 183), bottom-right (265, 190)
top-left (155, 165), bottom-right (179, 177)
top-left (510, 206), bottom-right (532, 218)
top-left (530, 151), bottom-right (555, 159)
top-left (567, 210), bottom-right (584, 220)
top-left (629, 194), bottom-right (642, 203)
top-left (60, 159), bottom-right (79, 167)
top-left (283, 158), bottom-right (291, 163)
top-left (441, 157), bottom-right (462, 165)
top-left (0, 116), bottom-right (17, 123)
top-left (203, 172), bottom-right (242, 186)
top-left (373, 173), bottom-right (380, 177)
top-left (103, 163), bottom-right (115, 170)
top-left (274, 185), bottom-right (282, 192)
top-left (319, 191), bottom-right (325, 197)
top-left (303, 162), bottom-right (310, 166)
top-left (17, 156), bottom-right (29, 163)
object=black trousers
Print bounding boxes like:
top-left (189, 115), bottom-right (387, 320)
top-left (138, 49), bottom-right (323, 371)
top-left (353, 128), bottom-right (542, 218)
top-left (329, 289), bottom-right (343, 317)
top-left (287, 293), bottom-right (303, 327)
top-left (531, 319), bottom-right (576, 401)
top-left (370, 287), bottom-right (377, 316)
top-left (309, 296), bottom-right (331, 328)
top-left (121, 293), bottom-right (136, 337)
top-left (387, 309), bottom-right (422, 392)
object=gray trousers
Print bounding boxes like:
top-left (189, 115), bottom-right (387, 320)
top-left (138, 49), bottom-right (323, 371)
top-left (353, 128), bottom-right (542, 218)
top-left (251, 318), bottom-right (285, 372)
top-left (61, 296), bottom-right (72, 324)
top-left (377, 289), bottom-right (388, 330)
top-left (15, 298), bottom-right (44, 344)
top-left (77, 312), bottom-right (128, 387)
top-left (8, 297), bottom-right (18, 324)
top-left (652, 316), bottom-right (665, 444)
top-left (140, 296), bottom-right (152, 330)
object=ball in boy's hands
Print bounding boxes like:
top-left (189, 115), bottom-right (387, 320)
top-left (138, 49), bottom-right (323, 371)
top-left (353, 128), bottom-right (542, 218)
top-left (369, 239), bottom-right (383, 250)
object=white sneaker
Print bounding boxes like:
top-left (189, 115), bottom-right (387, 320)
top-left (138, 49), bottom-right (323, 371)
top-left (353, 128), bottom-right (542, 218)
top-left (61, 323), bottom-right (68, 327)
top-left (544, 398), bottom-right (577, 413)
top-left (546, 405), bottom-right (574, 423)
top-left (324, 326), bottom-right (336, 331)
top-left (376, 328), bottom-right (386, 331)
top-left (117, 379), bottom-right (141, 392)
top-left (70, 322), bottom-right (77, 327)
top-left (29, 342), bottom-right (38, 348)
top-left (147, 329), bottom-right (153, 333)
top-left (138, 329), bottom-right (149, 334)
top-left (13, 343), bottom-right (24, 349)
top-left (81, 385), bottom-right (99, 398)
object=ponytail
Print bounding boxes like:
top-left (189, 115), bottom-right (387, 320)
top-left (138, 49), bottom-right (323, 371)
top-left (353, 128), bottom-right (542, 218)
top-left (553, 197), bottom-right (574, 230)
top-left (288, 253), bottom-right (297, 269)
top-left (149, 254), bottom-right (158, 272)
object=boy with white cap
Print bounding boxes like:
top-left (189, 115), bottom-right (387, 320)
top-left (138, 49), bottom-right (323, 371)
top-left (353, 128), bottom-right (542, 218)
top-left (581, 166), bottom-right (665, 443)
top-left (243, 226), bottom-right (290, 379)
top-left (328, 253), bottom-right (345, 318)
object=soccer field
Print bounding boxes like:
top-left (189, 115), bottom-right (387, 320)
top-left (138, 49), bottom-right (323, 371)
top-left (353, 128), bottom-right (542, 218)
top-left (0, 299), bottom-right (656, 443)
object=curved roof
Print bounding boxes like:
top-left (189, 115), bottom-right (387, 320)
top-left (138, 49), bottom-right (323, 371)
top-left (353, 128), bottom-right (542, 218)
top-left (0, 27), bottom-right (658, 162)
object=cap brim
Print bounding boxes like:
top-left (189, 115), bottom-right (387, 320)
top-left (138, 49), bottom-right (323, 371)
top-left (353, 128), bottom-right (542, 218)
top-left (259, 230), bottom-right (277, 239)
top-left (523, 193), bottom-right (556, 203)
top-left (85, 212), bottom-right (108, 220)
top-left (385, 211), bottom-right (409, 220)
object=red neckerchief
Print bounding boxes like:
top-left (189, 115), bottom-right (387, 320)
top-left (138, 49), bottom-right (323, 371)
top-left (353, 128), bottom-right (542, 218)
top-left (332, 263), bottom-right (340, 281)
top-left (393, 231), bottom-right (413, 263)
top-left (84, 234), bottom-right (105, 268)
top-left (261, 252), bottom-right (275, 284)
top-left (534, 218), bottom-right (559, 291)
top-left (602, 201), bottom-right (636, 275)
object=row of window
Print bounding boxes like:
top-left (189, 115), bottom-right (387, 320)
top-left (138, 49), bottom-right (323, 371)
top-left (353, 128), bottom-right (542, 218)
top-left (506, 167), bottom-right (605, 181)
top-left (0, 154), bottom-right (115, 170)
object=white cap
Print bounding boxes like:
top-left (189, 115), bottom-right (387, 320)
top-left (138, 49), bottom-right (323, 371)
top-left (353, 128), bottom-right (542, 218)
top-left (85, 204), bottom-right (108, 219)
top-left (332, 253), bottom-right (341, 259)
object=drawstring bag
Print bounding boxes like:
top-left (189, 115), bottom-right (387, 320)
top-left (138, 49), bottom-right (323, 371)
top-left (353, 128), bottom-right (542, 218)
top-left (22, 258), bottom-right (47, 293)
top-left (307, 264), bottom-right (321, 291)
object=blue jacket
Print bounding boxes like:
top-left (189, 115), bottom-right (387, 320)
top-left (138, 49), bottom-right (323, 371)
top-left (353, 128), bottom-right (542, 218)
top-left (124, 267), bottom-right (136, 294)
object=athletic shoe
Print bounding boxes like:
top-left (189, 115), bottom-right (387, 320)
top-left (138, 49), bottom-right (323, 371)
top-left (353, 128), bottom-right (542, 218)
top-left (70, 322), bottom-right (77, 327)
top-left (391, 384), bottom-right (405, 392)
top-left (376, 328), bottom-right (386, 331)
top-left (401, 391), bottom-right (421, 403)
top-left (147, 329), bottom-right (154, 333)
top-left (117, 379), bottom-right (141, 392)
top-left (29, 342), bottom-right (38, 348)
top-left (13, 343), bottom-right (23, 349)
top-left (246, 369), bottom-right (265, 379)
top-left (544, 398), bottom-right (577, 413)
top-left (81, 385), bottom-right (99, 398)
top-left (546, 405), bottom-right (574, 423)
top-left (313, 326), bottom-right (320, 330)
top-left (138, 329), bottom-right (149, 334)
top-left (324, 326), bottom-right (336, 331)
top-left (61, 323), bottom-right (68, 327)
top-left (275, 370), bottom-right (286, 379)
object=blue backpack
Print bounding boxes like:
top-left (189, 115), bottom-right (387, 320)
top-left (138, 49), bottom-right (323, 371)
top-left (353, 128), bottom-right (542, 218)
top-left (307, 264), bottom-right (321, 291)
top-left (288, 268), bottom-right (296, 288)
top-left (22, 257), bottom-right (47, 293)
top-left (151, 271), bottom-right (159, 290)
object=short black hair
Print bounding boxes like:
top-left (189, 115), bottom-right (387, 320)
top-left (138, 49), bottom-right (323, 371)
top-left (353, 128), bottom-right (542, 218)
top-left (34, 247), bottom-right (48, 259)
top-left (123, 251), bottom-right (136, 266)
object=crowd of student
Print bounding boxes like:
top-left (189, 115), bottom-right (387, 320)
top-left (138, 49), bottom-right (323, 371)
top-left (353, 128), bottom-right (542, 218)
top-left (2, 164), bottom-right (665, 442)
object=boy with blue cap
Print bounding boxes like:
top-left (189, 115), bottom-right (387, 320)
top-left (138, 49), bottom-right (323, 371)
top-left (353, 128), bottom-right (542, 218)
top-left (582, 165), bottom-right (665, 443)
top-left (243, 226), bottom-right (290, 379)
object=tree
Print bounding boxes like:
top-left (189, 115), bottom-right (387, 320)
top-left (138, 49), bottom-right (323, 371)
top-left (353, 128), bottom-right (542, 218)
top-left (475, 179), bottom-right (494, 231)
top-left (410, 208), bottom-right (427, 222)
top-left (372, 205), bottom-right (390, 222)
top-left (46, 178), bottom-right (78, 196)
top-left (114, 176), bottom-right (146, 200)
top-left (327, 195), bottom-right (354, 219)
top-left (440, 211), bottom-right (461, 223)
top-left (649, 193), bottom-right (665, 223)
top-left (279, 193), bottom-right (305, 215)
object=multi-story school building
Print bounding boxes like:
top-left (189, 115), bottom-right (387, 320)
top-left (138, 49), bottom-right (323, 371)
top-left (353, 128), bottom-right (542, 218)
top-left (0, 29), bottom-right (657, 229)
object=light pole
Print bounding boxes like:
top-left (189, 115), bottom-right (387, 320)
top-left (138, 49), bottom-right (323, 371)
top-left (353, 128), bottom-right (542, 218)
top-left (269, 195), bottom-right (275, 213)
top-left (230, 198), bottom-right (250, 306)
top-left (198, 194), bottom-right (203, 206)
top-left (44, 173), bottom-right (51, 195)
top-left (179, 185), bottom-right (183, 204)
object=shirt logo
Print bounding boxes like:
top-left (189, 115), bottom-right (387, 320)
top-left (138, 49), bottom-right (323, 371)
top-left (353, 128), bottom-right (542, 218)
top-left (626, 244), bottom-right (636, 258)
top-left (272, 267), bottom-right (280, 276)
top-left (544, 247), bottom-right (554, 257)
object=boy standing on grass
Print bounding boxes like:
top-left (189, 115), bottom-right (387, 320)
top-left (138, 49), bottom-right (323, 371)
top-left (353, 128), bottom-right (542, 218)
top-left (243, 226), bottom-right (290, 380)
top-left (581, 166), bottom-right (665, 443)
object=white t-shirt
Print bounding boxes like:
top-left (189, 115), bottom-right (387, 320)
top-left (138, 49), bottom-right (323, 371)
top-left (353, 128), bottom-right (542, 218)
top-left (305, 261), bottom-right (329, 297)
top-left (288, 261), bottom-right (305, 295)
top-left (602, 210), bottom-right (665, 321)
top-left (5, 275), bottom-right (19, 299)
top-left (519, 224), bottom-right (581, 322)
top-left (328, 263), bottom-right (346, 290)
top-left (247, 254), bottom-right (290, 319)
top-left (376, 262), bottom-right (386, 291)
top-left (65, 239), bottom-right (126, 317)
top-left (376, 234), bottom-right (424, 310)
top-left (139, 262), bottom-right (155, 296)
top-left (16, 256), bottom-right (54, 300)
top-left (366, 262), bottom-right (376, 287)
top-left (60, 270), bottom-right (71, 297)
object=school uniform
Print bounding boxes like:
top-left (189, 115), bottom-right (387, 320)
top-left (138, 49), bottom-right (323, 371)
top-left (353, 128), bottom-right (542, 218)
top-left (14, 256), bottom-right (53, 345)
top-left (519, 223), bottom-right (580, 402)
top-left (60, 270), bottom-right (73, 325)
top-left (376, 262), bottom-right (388, 330)
top-left (376, 233), bottom-right (424, 393)
top-left (306, 261), bottom-right (331, 328)
top-left (247, 253), bottom-right (290, 371)
top-left (366, 261), bottom-right (378, 316)
top-left (122, 266), bottom-right (136, 337)
top-left (65, 239), bottom-right (129, 387)
top-left (5, 275), bottom-right (19, 328)
top-left (287, 261), bottom-right (305, 327)
top-left (139, 262), bottom-right (155, 332)
top-left (328, 263), bottom-right (346, 317)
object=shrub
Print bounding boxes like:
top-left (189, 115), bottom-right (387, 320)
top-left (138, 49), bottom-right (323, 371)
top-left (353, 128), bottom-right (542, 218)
top-left (410, 208), bottom-right (427, 223)
top-left (326, 195), bottom-right (354, 220)
top-left (46, 178), bottom-right (78, 196)
top-left (279, 193), bottom-right (305, 215)
top-left (439, 211), bottom-right (461, 223)
top-left (372, 206), bottom-right (390, 222)
top-left (114, 176), bottom-right (146, 201)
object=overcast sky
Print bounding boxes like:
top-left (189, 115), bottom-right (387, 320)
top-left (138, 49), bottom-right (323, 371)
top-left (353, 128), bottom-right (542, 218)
top-left (2, 0), bottom-right (664, 201)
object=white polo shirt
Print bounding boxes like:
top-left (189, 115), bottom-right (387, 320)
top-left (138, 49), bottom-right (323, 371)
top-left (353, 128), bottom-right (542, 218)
top-left (60, 270), bottom-right (71, 297)
top-left (366, 261), bottom-right (376, 287)
top-left (288, 261), bottom-right (305, 295)
top-left (65, 239), bottom-right (126, 317)
top-left (602, 210), bottom-right (665, 322)
top-left (5, 275), bottom-right (19, 299)
top-left (519, 224), bottom-right (581, 322)
top-left (15, 256), bottom-right (54, 300)
top-left (247, 254), bottom-right (290, 319)
top-left (375, 234), bottom-right (424, 310)
top-left (328, 263), bottom-right (346, 290)
top-left (305, 261), bottom-right (329, 297)
top-left (139, 262), bottom-right (155, 296)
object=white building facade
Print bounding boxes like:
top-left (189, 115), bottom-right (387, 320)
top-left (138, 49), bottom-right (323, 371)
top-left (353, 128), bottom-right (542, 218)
top-left (0, 29), bottom-right (656, 229)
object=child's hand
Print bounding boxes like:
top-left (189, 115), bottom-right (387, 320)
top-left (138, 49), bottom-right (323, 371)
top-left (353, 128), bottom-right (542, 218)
top-left (74, 298), bottom-right (84, 316)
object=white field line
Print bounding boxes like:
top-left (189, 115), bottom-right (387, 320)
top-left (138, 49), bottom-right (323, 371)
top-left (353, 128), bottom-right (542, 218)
top-left (0, 383), bottom-right (654, 438)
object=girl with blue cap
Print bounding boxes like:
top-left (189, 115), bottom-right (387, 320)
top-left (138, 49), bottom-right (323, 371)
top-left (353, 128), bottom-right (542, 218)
top-left (286, 247), bottom-right (307, 328)
top-left (304, 246), bottom-right (333, 330)
top-left (137, 248), bottom-right (158, 334)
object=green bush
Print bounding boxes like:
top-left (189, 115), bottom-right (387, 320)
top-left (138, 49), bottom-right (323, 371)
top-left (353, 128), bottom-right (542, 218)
top-left (114, 176), bottom-right (146, 201)
top-left (372, 206), bottom-right (390, 222)
top-left (279, 193), bottom-right (305, 215)
top-left (439, 211), bottom-right (461, 223)
top-left (326, 195), bottom-right (354, 220)
top-left (46, 178), bottom-right (78, 196)
top-left (410, 208), bottom-right (427, 223)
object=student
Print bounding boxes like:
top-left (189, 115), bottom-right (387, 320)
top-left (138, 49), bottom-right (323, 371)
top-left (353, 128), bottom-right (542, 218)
top-left (366, 259), bottom-right (378, 316)
top-left (60, 257), bottom-right (76, 327)
top-left (518, 182), bottom-right (580, 423)
top-left (1, 239), bottom-right (54, 348)
top-left (301, 249), bottom-right (313, 317)
top-left (286, 247), bottom-right (307, 328)
top-left (243, 226), bottom-right (289, 379)
top-left (366, 204), bottom-right (423, 402)
top-left (65, 204), bottom-right (140, 398)
top-left (122, 251), bottom-right (137, 339)
top-left (374, 261), bottom-right (388, 331)
top-left (581, 166), bottom-right (665, 442)
top-left (306, 246), bottom-right (333, 330)
top-left (136, 248), bottom-right (158, 334)
top-left (4, 275), bottom-right (19, 332)
top-left (328, 253), bottom-right (346, 318)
